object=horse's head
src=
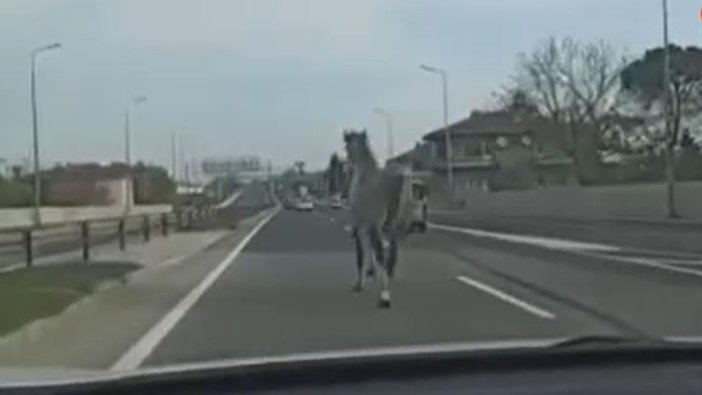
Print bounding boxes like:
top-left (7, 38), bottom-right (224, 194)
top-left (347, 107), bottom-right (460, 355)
top-left (343, 129), bottom-right (370, 165)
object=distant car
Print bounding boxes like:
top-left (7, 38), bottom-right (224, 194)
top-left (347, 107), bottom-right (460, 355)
top-left (409, 179), bottom-right (428, 233)
top-left (282, 198), bottom-right (295, 210)
top-left (296, 199), bottom-right (314, 211)
top-left (330, 195), bottom-right (343, 209)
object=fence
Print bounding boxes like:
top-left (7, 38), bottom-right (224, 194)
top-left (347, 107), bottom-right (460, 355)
top-left (0, 205), bottom-right (214, 268)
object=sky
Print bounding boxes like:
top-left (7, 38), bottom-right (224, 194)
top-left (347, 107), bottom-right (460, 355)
top-left (1, 0), bottom-right (702, 173)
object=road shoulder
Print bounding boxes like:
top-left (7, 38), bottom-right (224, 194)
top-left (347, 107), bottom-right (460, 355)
top-left (0, 209), bottom-right (275, 370)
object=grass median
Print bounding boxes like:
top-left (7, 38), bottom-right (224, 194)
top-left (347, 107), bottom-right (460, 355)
top-left (0, 262), bottom-right (140, 336)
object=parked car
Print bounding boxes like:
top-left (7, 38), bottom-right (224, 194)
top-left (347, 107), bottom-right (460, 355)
top-left (296, 198), bottom-right (314, 211)
top-left (409, 179), bottom-right (428, 233)
top-left (330, 194), bottom-right (343, 209)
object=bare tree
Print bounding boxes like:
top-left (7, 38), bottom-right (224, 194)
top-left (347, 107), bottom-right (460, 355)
top-left (508, 36), bottom-right (627, 182)
top-left (621, 44), bottom-right (702, 217)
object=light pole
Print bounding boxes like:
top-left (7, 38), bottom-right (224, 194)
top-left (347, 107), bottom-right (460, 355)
top-left (661, 0), bottom-right (677, 218)
top-left (124, 96), bottom-right (147, 166)
top-left (372, 108), bottom-right (394, 162)
top-left (420, 64), bottom-right (453, 190)
top-left (123, 96), bottom-right (146, 210)
top-left (30, 42), bottom-right (61, 225)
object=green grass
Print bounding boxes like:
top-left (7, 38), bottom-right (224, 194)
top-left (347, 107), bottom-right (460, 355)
top-left (0, 262), bottom-right (140, 336)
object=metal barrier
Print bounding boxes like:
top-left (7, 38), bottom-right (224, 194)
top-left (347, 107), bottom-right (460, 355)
top-left (0, 207), bottom-right (211, 268)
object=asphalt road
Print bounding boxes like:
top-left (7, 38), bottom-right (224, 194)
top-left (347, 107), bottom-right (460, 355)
top-left (140, 204), bottom-right (702, 367)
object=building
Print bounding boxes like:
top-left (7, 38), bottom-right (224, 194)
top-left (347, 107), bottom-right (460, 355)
top-left (391, 110), bottom-right (576, 192)
top-left (41, 163), bottom-right (174, 206)
top-left (42, 163), bottom-right (132, 206)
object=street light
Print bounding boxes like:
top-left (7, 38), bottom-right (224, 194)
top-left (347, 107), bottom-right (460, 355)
top-left (124, 95), bottom-right (147, 166)
top-left (420, 64), bottom-right (453, 190)
top-left (662, 0), bottom-right (677, 217)
top-left (372, 108), bottom-right (395, 162)
top-left (30, 42), bottom-right (62, 225)
top-left (123, 95), bottom-right (146, 211)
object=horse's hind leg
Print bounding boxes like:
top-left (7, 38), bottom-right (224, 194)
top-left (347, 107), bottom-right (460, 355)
top-left (369, 226), bottom-right (391, 309)
top-left (351, 227), bottom-right (366, 293)
top-left (387, 236), bottom-right (398, 278)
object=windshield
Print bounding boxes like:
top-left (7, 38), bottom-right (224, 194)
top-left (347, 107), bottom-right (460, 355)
top-left (3, 0), bottom-right (702, 382)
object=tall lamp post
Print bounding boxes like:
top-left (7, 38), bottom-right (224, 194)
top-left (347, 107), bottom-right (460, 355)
top-left (124, 96), bottom-right (147, 166)
top-left (372, 108), bottom-right (395, 162)
top-left (661, 0), bottom-right (677, 218)
top-left (420, 64), bottom-right (453, 190)
top-left (30, 42), bottom-right (62, 225)
top-left (124, 96), bottom-right (147, 210)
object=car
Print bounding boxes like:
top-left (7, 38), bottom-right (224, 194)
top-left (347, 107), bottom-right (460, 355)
top-left (409, 179), bottom-right (428, 233)
top-left (330, 195), bottom-right (343, 209)
top-left (281, 197), bottom-right (295, 210)
top-left (296, 199), bottom-right (314, 211)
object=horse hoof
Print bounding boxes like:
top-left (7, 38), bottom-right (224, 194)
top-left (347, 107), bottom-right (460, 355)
top-left (377, 291), bottom-right (391, 309)
top-left (377, 298), bottom-right (391, 309)
top-left (351, 283), bottom-right (363, 294)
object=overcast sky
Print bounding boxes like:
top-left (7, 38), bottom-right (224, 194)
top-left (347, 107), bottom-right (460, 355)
top-left (2, 0), bottom-right (702, 171)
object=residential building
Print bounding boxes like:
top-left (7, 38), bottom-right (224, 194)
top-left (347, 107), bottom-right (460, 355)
top-left (42, 163), bottom-right (132, 206)
top-left (391, 110), bottom-right (576, 192)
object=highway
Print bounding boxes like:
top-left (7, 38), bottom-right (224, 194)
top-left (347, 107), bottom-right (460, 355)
top-left (132, 202), bottom-right (702, 367)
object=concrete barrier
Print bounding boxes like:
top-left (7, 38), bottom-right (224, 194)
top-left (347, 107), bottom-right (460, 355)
top-left (451, 182), bottom-right (702, 221)
top-left (0, 205), bottom-right (173, 230)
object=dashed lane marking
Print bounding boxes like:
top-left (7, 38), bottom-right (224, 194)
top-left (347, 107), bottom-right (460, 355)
top-left (456, 276), bottom-right (556, 320)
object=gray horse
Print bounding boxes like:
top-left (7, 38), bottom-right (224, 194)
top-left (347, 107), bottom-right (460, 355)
top-left (344, 129), bottom-right (412, 309)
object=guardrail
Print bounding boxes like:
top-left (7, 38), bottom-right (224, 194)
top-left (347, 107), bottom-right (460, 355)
top-left (0, 205), bottom-right (215, 269)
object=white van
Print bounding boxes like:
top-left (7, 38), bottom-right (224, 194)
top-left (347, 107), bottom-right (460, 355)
top-left (410, 179), bottom-right (428, 233)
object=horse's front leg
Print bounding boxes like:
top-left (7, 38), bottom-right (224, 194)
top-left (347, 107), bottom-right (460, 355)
top-left (351, 227), bottom-right (366, 293)
top-left (369, 226), bottom-right (391, 309)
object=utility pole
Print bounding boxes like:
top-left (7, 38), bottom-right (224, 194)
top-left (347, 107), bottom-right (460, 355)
top-left (170, 132), bottom-right (177, 181)
top-left (420, 64), bottom-right (453, 191)
top-left (662, 0), bottom-right (677, 218)
top-left (30, 42), bottom-right (62, 226)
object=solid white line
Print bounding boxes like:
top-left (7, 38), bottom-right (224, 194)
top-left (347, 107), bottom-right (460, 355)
top-left (431, 223), bottom-right (620, 252)
top-left (455, 276), bottom-right (555, 320)
top-left (574, 250), bottom-right (702, 279)
top-left (110, 208), bottom-right (280, 371)
top-left (159, 255), bottom-right (186, 268)
top-left (432, 222), bottom-right (702, 279)
top-left (214, 191), bottom-right (242, 209)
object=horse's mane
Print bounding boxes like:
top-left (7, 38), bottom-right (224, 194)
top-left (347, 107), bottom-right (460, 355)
top-left (345, 130), bottom-right (377, 169)
top-left (357, 137), bottom-right (377, 168)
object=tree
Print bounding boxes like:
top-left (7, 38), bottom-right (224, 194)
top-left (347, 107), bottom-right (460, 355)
top-left (494, 87), bottom-right (540, 117)
top-left (294, 161), bottom-right (305, 175)
top-left (621, 45), bottom-right (702, 147)
top-left (620, 45), bottom-right (702, 217)
top-left (326, 153), bottom-right (342, 194)
top-left (509, 36), bottom-right (627, 183)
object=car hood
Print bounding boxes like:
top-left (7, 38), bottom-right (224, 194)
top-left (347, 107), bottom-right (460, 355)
top-left (0, 339), bottom-right (562, 387)
top-left (1, 336), bottom-right (695, 388)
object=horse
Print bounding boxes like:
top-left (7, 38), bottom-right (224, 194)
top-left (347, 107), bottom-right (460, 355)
top-left (343, 129), bottom-right (413, 309)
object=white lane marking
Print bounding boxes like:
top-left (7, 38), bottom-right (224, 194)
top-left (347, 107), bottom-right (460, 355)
top-left (434, 222), bottom-right (702, 279)
top-left (432, 223), bottom-right (619, 252)
top-left (455, 276), bottom-right (555, 320)
top-left (111, 208), bottom-right (280, 371)
top-left (214, 191), bottom-right (242, 209)
top-left (159, 255), bottom-right (186, 268)
top-left (574, 250), bottom-right (702, 279)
